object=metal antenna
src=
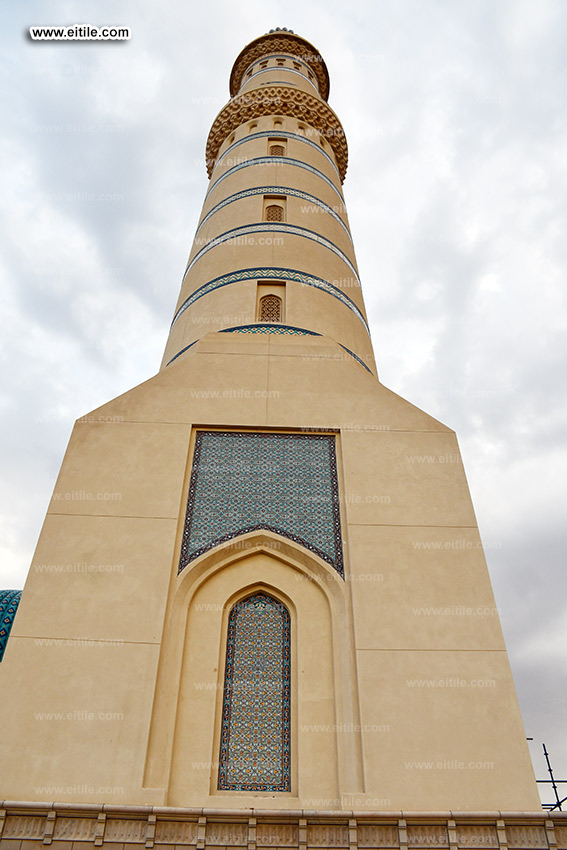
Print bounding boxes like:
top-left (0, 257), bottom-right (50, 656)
top-left (541, 743), bottom-right (567, 811)
top-left (529, 739), bottom-right (567, 811)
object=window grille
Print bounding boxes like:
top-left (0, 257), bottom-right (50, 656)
top-left (269, 144), bottom-right (285, 156)
top-left (259, 295), bottom-right (282, 322)
top-left (265, 204), bottom-right (284, 223)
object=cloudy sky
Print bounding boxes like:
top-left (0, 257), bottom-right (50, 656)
top-left (1, 0), bottom-right (565, 803)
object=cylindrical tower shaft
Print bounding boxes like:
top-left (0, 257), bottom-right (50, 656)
top-left (160, 29), bottom-right (376, 376)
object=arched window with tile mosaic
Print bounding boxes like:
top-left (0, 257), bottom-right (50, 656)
top-left (218, 592), bottom-right (291, 792)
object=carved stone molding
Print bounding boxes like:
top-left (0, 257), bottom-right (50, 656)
top-left (407, 824), bottom-right (450, 847)
top-left (307, 824), bottom-right (350, 846)
top-left (358, 824), bottom-right (399, 847)
top-left (155, 819), bottom-right (198, 844)
top-left (53, 817), bottom-right (97, 841)
top-left (205, 87), bottom-right (348, 183)
top-left (206, 822), bottom-right (248, 845)
top-left (506, 826), bottom-right (548, 849)
top-left (104, 817), bottom-right (147, 843)
top-left (1, 809), bottom-right (566, 850)
top-left (230, 33), bottom-right (330, 101)
top-left (2, 815), bottom-right (44, 840)
top-left (257, 823), bottom-right (299, 846)
top-left (455, 825), bottom-right (499, 848)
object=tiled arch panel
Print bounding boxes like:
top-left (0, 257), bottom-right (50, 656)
top-left (178, 431), bottom-right (344, 576)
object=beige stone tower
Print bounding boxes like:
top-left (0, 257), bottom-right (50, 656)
top-left (0, 29), bottom-right (551, 842)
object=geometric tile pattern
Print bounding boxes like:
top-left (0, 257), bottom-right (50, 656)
top-left (218, 593), bottom-right (291, 791)
top-left (184, 222), bottom-right (360, 282)
top-left (197, 186), bottom-right (352, 239)
top-left (178, 431), bottom-right (343, 576)
top-left (205, 157), bottom-right (344, 203)
top-left (166, 324), bottom-right (372, 376)
top-left (166, 326), bottom-right (373, 376)
top-left (220, 323), bottom-right (316, 336)
top-left (0, 589), bottom-right (22, 662)
top-left (171, 266), bottom-right (369, 333)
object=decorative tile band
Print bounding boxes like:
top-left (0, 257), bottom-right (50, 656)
top-left (0, 589), bottom-right (22, 662)
top-left (165, 323), bottom-right (374, 375)
top-left (171, 266), bottom-right (368, 334)
top-left (206, 156), bottom-right (344, 203)
top-left (218, 130), bottom-right (340, 179)
top-left (239, 64), bottom-right (319, 94)
top-left (197, 186), bottom-right (352, 241)
top-left (218, 593), bottom-right (291, 791)
top-left (220, 323), bottom-right (318, 335)
top-left (178, 431), bottom-right (344, 576)
top-left (165, 339), bottom-right (197, 365)
top-left (339, 344), bottom-right (373, 374)
top-left (183, 223), bottom-right (360, 281)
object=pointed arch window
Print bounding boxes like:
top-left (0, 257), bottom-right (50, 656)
top-left (268, 137), bottom-right (287, 157)
top-left (265, 204), bottom-right (284, 223)
top-left (259, 294), bottom-right (282, 322)
top-left (218, 593), bottom-right (291, 792)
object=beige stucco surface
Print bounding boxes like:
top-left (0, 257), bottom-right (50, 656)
top-left (0, 338), bottom-right (540, 810)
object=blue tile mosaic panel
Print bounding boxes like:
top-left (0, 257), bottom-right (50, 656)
top-left (0, 590), bottom-right (22, 662)
top-left (179, 431), bottom-right (343, 576)
top-left (218, 593), bottom-right (291, 791)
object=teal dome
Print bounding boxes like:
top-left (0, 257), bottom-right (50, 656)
top-left (0, 590), bottom-right (21, 661)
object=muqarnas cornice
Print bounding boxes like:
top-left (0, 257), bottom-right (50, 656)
top-left (206, 86), bottom-right (348, 182)
top-left (230, 31), bottom-right (330, 101)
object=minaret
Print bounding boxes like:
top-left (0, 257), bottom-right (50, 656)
top-left (0, 29), bottom-right (541, 820)
top-left (161, 27), bottom-right (374, 377)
